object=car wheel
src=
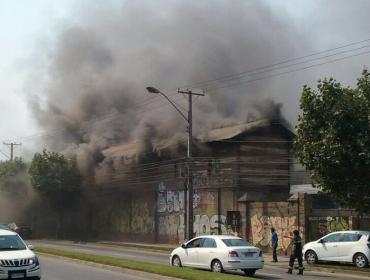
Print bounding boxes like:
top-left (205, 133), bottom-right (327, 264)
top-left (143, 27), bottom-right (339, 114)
top-left (305, 250), bottom-right (318, 264)
top-left (211, 260), bottom-right (224, 273)
top-left (171, 255), bottom-right (182, 267)
top-left (242, 269), bottom-right (256, 276)
top-left (354, 253), bottom-right (369, 268)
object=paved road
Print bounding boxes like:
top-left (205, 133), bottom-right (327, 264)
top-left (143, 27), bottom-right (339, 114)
top-left (38, 255), bottom-right (165, 280)
top-left (29, 239), bottom-right (370, 280)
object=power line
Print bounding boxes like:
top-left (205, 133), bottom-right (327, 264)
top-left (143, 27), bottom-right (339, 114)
top-left (182, 38), bottom-right (370, 91)
top-left (4, 39), bottom-right (370, 145)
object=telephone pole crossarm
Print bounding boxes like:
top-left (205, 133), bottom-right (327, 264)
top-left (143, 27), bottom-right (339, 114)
top-left (3, 142), bottom-right (21, 161)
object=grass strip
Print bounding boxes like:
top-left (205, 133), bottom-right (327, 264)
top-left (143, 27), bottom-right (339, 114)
top-left (35, 247), bottom-right (254, 280)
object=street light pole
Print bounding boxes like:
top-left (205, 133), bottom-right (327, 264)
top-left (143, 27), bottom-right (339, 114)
top-left (146, 87), bottom-right (204, 241)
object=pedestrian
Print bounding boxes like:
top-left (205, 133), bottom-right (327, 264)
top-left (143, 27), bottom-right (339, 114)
top-left (270, 227), bottom-right (278, 262)
top-left (286, 229), bottom-right (304, 275)
top-left (233, 230), bottom-right (241, 238)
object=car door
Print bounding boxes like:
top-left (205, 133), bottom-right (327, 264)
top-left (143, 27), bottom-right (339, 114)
top-left (197, 238), bottom-right (217, 268)
top-left (182, 238), bottom-right (203, 267)
top-left (318, 233), bottom-right (341, 260)
top-left (338, 233), bottom-right (359, 261)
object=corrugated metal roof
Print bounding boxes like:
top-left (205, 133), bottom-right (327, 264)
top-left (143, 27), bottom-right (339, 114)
top-left (102, 140), bottom-right (138, 158)
top-left (196, 119), bottom-right (269, 142)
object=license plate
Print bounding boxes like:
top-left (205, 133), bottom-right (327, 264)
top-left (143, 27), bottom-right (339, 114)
top-left (244, 252), bottom-right (254, 257)
top-left (11, 273), bottom-right (24, 278)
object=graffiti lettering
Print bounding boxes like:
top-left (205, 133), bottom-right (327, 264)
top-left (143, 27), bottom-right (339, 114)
top-left (157, 190), bottom-right (185, 213)
top-left (250, 214), bottom-right (298, 250)
top-left (158, 214), bottom-right (230, 237)
top-left (193, 174), bottom-right (209, 188)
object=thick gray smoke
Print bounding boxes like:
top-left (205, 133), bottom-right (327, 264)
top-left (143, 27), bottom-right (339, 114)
top-left (28, 0), bottom-right (310, 177)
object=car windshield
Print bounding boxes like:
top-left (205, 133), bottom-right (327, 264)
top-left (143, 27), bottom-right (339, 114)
top-left (222, 238), bottom-right (252, 247)
top-left (0, 235), bottom-right (27, 250)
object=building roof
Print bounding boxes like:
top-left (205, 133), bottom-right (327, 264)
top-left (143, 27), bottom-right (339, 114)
top-left (102, 119), bottom-right (294, 158)
top-left (196, 119), bottom-right (268, 142)
top-left (102, 140), bottom-right (138, 158)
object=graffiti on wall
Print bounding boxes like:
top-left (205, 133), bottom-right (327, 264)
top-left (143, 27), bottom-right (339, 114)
top-left (308, 216), bottom-right (349, 240)
top-left (107, 197), bottom-right (154, 234)
top-left (156, 189), bottom-right (185, 213)
top-left (250, 214), bottom-right (298, 250)
top-left (131, 198), bottom-right (154, 234)
top-left (156, 186), bottom-right (227, 239)
top-left (155, 188), bottom-right (216, 214)
top-left (158, 213), bottom-right (230, 237)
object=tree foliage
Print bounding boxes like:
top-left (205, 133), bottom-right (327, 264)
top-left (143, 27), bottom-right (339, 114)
top-left (29, 149), bottom-right (81, 205)
top-left (0, 157), bottom-right (27, 193)
top-left (292, 69), bottom-right (370, 215)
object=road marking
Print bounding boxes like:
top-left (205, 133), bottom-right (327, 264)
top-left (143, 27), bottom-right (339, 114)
top-left (76, 249), bottom-right (92, 252)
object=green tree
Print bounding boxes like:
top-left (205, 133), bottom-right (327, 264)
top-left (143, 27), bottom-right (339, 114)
top-left (292, 69), bottom-right (370, 215)
top-left (0, 157), bottom-right (27, 196)
top-left (29, 149), bottom-right (81, 238)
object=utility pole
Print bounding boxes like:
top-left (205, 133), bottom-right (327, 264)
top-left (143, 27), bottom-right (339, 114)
top-left (178, 89), bottom-right (204, 240)
top-left (3, 142), bottom-right (21, 161)
top-left (146, 86), bottom-right (204, 241)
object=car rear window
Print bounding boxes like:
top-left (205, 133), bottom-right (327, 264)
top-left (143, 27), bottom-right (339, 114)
top-left (221, 239), bottom-right (252, 247)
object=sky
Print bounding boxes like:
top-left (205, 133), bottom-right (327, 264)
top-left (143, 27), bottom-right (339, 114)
top-left (1, 0), bottom-right (370, 161)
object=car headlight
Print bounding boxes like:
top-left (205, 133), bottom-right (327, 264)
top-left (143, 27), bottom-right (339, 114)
top-left (28, 257), bottom-right (39, 266)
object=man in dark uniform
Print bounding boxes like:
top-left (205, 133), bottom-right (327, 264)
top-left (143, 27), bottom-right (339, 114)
top-left (287, 229), bottom-right (304, 275)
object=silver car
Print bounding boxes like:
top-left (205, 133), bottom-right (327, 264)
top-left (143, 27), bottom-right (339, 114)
top-left (303, 230), bottom-right (370, 268)
top-left (170, 235), bottom-right (264, 276)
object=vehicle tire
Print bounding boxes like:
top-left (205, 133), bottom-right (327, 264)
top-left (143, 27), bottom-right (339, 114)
top-left (305, 250), bottom-right (318, 264)
top-left (211, 260), bottom-right (224, 273)
top-left (242, 269), bottom-right (256, 276)
top-left (354, 253), bottom-right (369, 268)
top-left (171, 255), bottom-right (182, 267)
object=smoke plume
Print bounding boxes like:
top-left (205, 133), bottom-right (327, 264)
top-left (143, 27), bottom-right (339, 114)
top-left (27, 0), bottom-right (307, 178)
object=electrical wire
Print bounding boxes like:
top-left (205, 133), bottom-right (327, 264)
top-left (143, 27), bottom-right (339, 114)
top-left (4, 39), bottom-right (370, 144)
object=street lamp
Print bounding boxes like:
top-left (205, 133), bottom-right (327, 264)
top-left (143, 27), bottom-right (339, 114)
top-left (146, 87), bottom-right (203, 241)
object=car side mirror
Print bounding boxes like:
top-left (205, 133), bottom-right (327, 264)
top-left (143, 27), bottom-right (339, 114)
top-left (28, 245), bottom-right (34, 250)
top-left (318, 239), bottom-right (323, 243)
top-left (181, 244), bottom-right (186, 249)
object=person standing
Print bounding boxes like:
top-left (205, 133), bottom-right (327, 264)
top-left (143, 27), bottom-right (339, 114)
top-left (287, 229), bottom-right (304, 275)
top-left (270, 227), bottom-right (278, 262)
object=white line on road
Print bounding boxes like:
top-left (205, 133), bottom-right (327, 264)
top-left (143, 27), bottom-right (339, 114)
top-left (76, 249), bottom-right (92, 252)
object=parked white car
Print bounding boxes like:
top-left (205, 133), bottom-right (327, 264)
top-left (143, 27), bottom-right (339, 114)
top-left (0, 229), bottom-right (41, 279)
top-left (170, 235), bottom-right (264, 276)
top-left (303, 230), bottom-right (370, 268)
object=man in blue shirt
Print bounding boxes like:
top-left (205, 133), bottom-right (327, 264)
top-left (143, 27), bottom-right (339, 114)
top-left (270, 227), bottom-right (278, 262)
